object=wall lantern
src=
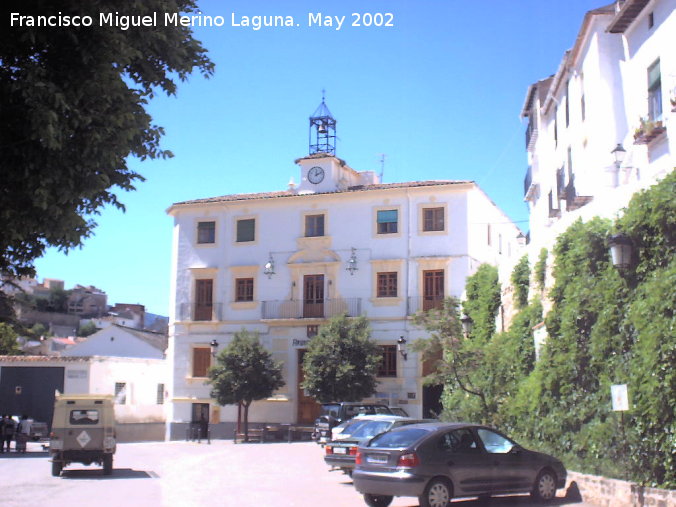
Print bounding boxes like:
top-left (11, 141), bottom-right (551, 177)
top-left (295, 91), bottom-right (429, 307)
top-left (460, 314), bottom-right (473, 337)
top-left (608, 233), bottom-right (633, 271)
top-left (263, 254), bottom-right (275, 279)
top-left (210, 339), bottom-right (219, 358)
top-left (611, 143), bottom-right (626, 169)
top-left (346, 247), bottom-right (358, 276)
top-left (397, 336), bottom-right (408, 361)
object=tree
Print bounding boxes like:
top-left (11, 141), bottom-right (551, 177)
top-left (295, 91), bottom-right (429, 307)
top-left (0, 0), bottom-right (214, 279)
top-left (78, 321), bottom-right (98, 337)
top-left (301, 314), bottom-right (381, 403)
top-left (207, 330), bottom-right (284, 442)
top-left (0, 323), bottom-right (21, 355)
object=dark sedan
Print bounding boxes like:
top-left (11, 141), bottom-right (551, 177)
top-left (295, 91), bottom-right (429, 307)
top-left (353, 422), bottom-right (567, 507)
top-left (324, 416), bottom-right (429, 476)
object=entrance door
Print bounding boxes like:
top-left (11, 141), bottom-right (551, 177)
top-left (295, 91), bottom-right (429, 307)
top-left (195, 279), bottom-right (213, 321)
top-left (303, 275), bottom-right (324, 318)
top-left (297, 350), bottom-right (321, 424)
top-left (423, 269), bottom-right (444, 311)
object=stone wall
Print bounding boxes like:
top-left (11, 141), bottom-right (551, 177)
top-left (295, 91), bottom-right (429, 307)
top-left (567, 471), bottom-right (676, 507)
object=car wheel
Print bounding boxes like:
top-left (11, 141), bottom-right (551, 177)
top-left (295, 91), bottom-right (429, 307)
top-left (51, 460), bottom-right (62, 477)
top-left (363, 494), bottom-right (393, 507)
top-left (103, 454), bottom-right (113, 475)
top-left (420, 478), bottom-right (453, 507)
top-left (531, 469), bottom-right (557, 501)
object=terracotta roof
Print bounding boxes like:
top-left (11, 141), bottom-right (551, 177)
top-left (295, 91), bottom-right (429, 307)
top-left (117, 325), bottom-right (168, 351)
top-left (171, 180), bottom-right (474, 208)
top-left (0, 355), bottom-right (91, 363)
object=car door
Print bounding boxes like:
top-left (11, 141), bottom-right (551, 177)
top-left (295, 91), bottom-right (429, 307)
top-left (432, 428), bottom-right (493, 496)
top-left (475, 428), bottom-right (535, 493)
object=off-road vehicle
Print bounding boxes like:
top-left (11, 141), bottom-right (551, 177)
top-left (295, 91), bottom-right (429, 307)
top-left (313, 402), bottom-right (403, 444)
top-left (49, 394), bottom-right (116, 476)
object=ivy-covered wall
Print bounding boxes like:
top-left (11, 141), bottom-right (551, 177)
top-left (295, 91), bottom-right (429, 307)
top-left (434, 171), bottom-right (675, 488)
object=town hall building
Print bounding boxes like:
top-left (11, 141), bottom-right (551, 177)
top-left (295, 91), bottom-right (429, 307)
top-left (165, 100), bottom-right (521, 439)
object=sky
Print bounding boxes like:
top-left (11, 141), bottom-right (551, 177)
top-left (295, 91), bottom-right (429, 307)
top-left (32, 0), bottom-right (610, 316)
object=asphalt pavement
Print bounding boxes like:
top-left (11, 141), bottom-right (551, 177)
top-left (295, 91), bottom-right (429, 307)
top-left (1, 440), bottom-right (598, 507)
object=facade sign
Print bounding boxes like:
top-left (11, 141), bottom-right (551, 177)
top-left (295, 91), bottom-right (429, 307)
top-left (611, 384), bottom-right (629, 411)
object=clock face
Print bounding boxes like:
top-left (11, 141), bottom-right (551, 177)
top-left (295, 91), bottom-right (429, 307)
top-left (308, 166), bottom-right (325, 184)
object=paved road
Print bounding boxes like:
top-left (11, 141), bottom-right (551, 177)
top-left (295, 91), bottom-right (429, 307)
top-left (1, 440), bottom-right (598, 507)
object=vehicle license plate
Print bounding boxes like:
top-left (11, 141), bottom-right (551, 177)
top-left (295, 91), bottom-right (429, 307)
top-left (366, 454), bottom-right (388, 464)
top-left (333, 447), bottom-right (347, 454)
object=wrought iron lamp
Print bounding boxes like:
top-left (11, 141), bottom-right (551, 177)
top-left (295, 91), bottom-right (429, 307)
top-left (397, 336), bottom-right (408, 361)
top-left (210, 339), bottom-right (219, 358)
top-left (460, 314), bottom-right (473, 337)
top-left (346, 247), bottom-right (358, 275)
top-left (263, 254), bottom-right (275, 279)
top-left (608, 233), bottom-right (633, 271)
top-left (611, 143), bottom-right (626, 169)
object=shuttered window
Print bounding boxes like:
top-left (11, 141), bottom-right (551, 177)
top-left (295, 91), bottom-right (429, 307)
top-left (192, 348), bottom-right (211, 377)
top-left (377, 209), bottom-right (398, 234)
top-left (377, 272), bottom-right (398, 298)
top-left (423, 207), bottom-right (444, 232)
top-left (235, 278), bottom-right (254, 302)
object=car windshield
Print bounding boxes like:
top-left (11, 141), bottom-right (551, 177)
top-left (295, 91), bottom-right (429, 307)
top-left (368, 427), bottom-right (429, 448)
top-left (351, 420), bottom-right (393, 439)
top-left (320, 404), bottom-right (341, 418)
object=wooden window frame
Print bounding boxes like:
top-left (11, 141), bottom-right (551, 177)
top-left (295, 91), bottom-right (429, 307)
top-left (422, 207), bottom-right (444, 232)
top-left (377, 272), bottom-right (398, 298)
top-left (197, 221), bottom-right (215, 244)
top-left (376, 209), bottom-right (398, 234)
top-left (235, 277), bottom-right (254, 302)
top-left (192, 347), bottom-right (211, 378)
top-left (305, 214), bottom-right (325, 237)
top-left (378, 345), bottom-right (397, 377)
top-left (236, 218), bottom-right (256, 243)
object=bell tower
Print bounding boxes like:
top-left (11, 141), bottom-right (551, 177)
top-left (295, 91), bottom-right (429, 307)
top-left (309, 91), bottom-right (336, 156)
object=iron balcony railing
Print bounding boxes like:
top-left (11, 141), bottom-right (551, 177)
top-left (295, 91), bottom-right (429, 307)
top-left (524, 166), bottom-right (533, 197)
top-left (261, 298), bottom-right (361, 320)
top-left (178, 302), bottom-right (224, 322)
top-left (407, 296), bottom-right (445, 316)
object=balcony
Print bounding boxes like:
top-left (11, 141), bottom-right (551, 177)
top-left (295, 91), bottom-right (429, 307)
top-left (407, 296), bottom-right (445, 316)
top-left (633, 119), bottom-right (666, 145)
top-left (178, 302), bottom-right (224, 322)
top-left (261, 298), bottom-right (362, 320)
top-left (525, 119), bottom-right (538, 150)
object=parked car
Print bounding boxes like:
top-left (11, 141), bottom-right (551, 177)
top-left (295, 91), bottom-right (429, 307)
top-left (353, 422), bottom-right (567, 507)
top-left (325, 416), bottom-right (431, 476)
top-left (313, 402), bottom-right (402, 444)
top-left (331, 415), bottom-right (377, 441)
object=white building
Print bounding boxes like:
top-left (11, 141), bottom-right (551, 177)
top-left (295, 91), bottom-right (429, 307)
top-left (166, 99), bottom-right (522, 439)
top-left (521, 0), bottom-right (674, 260)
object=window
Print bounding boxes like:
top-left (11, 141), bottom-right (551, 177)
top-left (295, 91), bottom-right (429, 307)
top-left (377, 209), bottom-right (398, 234)
top-left (439, 429), bottom-right (479, 453)
top-left (156, 384), bottom-right (165, 405)
top-left (580, 73), bottom-right (586, 122)
top-left (423, 269), bottom-right (444, 311)
top-left (648, 59), bottom-right (662, 122)
top-left (378, 345), bottom-right (397, 377)
top-left (197, 221), bottom-right (215, 244)
top-left (195, 279), bottom-right (213, 321)
top-left (307, 325), bottom-right (319, 338)
top-left (554, 107), bottom-right (558, 146)
top-left (114, 382), bottom-right (126, 405)
top-left (236, 218), bottom-right (255, 243)
top-left (487, 224), bottom-right (491, 246)
top-left (422, 207), bottom-right (444, 232)
top-left (235, 278), bottom-right (254, 302)
top-left (377, 272), bottom-right (398, 298)
top-left (305, 214), bottom-right (325, 237)
top-left (477, 428), bottom-right (516, 454)
top-left (70, 410), bottom-right (100, 425)
top-left (192, 347), bottom-right (211, 377)
top-left (648, 11), bottom-right (654, 29)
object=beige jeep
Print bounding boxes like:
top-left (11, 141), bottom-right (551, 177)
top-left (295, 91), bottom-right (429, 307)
top-left (49, 394), bottom-right (116, 476)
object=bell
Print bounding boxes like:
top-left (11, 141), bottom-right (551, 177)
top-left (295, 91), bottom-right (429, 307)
top-left (318, 122), bottom-right (328, 134)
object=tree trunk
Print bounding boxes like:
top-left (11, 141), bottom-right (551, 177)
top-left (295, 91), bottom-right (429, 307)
top-left (243, 401), bottom-right (251, 442)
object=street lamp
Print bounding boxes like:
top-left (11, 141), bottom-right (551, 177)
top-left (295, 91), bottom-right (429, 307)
top-left (460, 314), bottom-right (473, 337)
top-left (397, 336), bottom-right (408, 361)
top-left (346, 247), bottom-right (358, 275)
top-left (210, 339), bottom-right (219, 357)
top-left (611, 143), bottom-right (626, 169)
top-left (263, 254), bottom-right (275, 279)
top-left (608, 233), bottom-right (633, 271)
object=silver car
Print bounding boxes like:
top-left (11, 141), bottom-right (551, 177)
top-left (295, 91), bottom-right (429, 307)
top-left (353, 422), bottom-right (567, 507)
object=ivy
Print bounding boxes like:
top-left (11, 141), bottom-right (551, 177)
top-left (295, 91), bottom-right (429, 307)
top-left (511, 255), bottom-right (530, 309)
top-left (534, 248), bottom-right (548, 290)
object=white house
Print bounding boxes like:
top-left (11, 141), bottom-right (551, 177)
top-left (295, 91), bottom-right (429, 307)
top-left (166, 99), bottom-right (522, 439)
top-left (62, 324), bottom-right (167, 360)
top-left (520, 0), bottom-right (674, 296)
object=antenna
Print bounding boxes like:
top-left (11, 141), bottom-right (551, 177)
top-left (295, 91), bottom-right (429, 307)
top-left (378, 154), bottom-right (386, 183)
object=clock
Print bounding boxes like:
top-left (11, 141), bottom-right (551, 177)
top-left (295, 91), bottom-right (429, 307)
top-left (308, 166), bottom-right (325, 184)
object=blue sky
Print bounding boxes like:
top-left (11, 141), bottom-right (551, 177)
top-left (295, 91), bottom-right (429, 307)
top-left (33, 0), bottom-right (608, 315)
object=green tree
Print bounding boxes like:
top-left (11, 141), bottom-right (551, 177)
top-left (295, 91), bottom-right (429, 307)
top-left (302, 314), bottom-right (381, 403)
top-left (510, 255), bottom-right (530, 309)
top-left (462, 264), bottom-right (501, 344)
top-left (78, 321), bottom-right (98, 337)
top-left (0, 0), bottom-right (214, 279)
top-left (207, 330), bottom-right (284, 442)
top-left (0, 323), bottom-right (21, 355)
